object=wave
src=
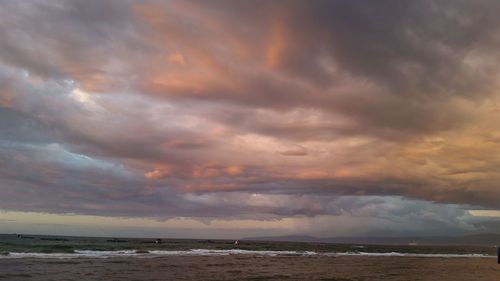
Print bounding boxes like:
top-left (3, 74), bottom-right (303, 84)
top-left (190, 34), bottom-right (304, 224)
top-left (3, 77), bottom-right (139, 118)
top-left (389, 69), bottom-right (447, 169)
top-left (328, 252), bottom-right (493, 258)
top-left (0, 249), bottom-right (493, 259)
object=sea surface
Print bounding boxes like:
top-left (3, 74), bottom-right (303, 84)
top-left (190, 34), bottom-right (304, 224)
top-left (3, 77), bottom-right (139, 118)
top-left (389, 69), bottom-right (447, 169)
top-left (1, 234), bottom-right (499, 280)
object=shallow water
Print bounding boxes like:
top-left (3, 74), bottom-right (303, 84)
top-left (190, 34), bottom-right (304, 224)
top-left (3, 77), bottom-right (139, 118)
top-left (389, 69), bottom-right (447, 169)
top-left (2, 255), bottom-right (500, 281)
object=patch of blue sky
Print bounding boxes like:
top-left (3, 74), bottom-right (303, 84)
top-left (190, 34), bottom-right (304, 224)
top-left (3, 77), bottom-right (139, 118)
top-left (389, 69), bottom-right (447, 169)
top-left (0, 140), bottom-right (132, 178)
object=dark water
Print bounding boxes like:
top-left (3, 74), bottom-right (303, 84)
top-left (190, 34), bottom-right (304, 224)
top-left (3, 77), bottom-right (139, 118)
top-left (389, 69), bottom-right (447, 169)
top-left (1, 234), bottom-right (498, 281)
top-left (0, 233), bottom-right (496, 256)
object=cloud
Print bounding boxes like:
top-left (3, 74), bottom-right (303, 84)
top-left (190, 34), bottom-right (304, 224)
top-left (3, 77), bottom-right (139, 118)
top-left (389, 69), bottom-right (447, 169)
top-left (1, 0), bottom-right (500, 236)
top-left (279, 145), bottom-right (308, 156)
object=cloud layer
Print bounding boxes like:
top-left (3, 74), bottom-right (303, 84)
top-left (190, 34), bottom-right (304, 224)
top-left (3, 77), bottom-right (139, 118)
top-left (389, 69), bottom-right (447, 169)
top-left (1, 0), bottom-right (500, 236)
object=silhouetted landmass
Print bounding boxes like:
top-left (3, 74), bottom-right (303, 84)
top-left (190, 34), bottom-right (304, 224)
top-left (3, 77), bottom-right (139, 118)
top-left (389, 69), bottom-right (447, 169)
top-left (244, 233), bottom-right (500, 246)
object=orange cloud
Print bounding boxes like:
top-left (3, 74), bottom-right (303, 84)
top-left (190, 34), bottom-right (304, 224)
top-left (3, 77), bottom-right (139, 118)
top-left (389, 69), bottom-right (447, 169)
top-left (266, 14), bottom-right (288, 69)
top-left (185, 182), bottom-right (238, 192)
top-left (225, 165), bottom-right (244, 176)
top-left (168, 53), bottom-right (186, 65)
top-left (144, 168), bottom-right (171, 180)
top-left (298, 170), bottom-right (330, 180)
top-left (191, 163), bottom-right (245, 179)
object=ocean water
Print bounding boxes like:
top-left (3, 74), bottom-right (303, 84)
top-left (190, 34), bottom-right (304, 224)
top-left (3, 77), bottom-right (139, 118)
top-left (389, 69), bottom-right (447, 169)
top-left (0, 234), bottom-right (496, 257)
top-left (0, 234), bottom-right (498, 280)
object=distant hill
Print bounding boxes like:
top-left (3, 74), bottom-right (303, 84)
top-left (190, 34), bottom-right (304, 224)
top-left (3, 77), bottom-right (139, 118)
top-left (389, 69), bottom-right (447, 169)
top-left (244, 233), bottom-right (500, 246)
top-left (243, 235), bottom-right (321, 243)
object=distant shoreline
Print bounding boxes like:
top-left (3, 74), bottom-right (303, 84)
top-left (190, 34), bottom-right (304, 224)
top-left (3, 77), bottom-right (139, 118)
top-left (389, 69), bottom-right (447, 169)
top-left (3, 232), bottom-right (500, 247)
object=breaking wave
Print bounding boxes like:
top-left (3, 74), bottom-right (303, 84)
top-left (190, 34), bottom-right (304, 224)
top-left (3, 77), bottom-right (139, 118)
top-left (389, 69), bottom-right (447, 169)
top-left (0, 249), bottom-right (493, 259)
top-left (329, 252), bottom-right (493, 258)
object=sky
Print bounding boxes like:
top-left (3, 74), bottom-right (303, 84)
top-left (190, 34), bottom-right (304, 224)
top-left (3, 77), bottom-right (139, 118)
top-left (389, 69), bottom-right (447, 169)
top-left (1, 0), bottom-right (500, 239)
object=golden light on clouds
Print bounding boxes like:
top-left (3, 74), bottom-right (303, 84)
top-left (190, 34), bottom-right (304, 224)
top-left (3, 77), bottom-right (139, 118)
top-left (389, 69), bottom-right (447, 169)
top-left (168, 53), bottom-right (186, 65)
top-left (144, 169), bottom-right (171, 180)
top-left (266, 16), bottom-right (288, 68)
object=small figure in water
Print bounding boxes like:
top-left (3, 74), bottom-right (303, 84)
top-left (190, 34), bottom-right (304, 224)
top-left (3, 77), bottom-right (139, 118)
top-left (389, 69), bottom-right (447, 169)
top-left (155, 239), bottom-right (162, 244)
top-left (234, 240), bottom-right (240, 246)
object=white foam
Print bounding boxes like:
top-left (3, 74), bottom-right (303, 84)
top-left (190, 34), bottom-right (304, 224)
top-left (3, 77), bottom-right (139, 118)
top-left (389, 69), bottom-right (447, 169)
top-left (5, 252), bottom-right (77, 259)
top-left (0, 250), bottom-right (494, 259)
top-left (0, 249), bottom-right (314, 259)
top-left (325, 252), bottom-right (493, 258)
top-left (2, 250), bottom-right (144, 259)
top-left (74, 250), bottom-right (139, 256)
top-left (150, 249), bottom-right (315, 256)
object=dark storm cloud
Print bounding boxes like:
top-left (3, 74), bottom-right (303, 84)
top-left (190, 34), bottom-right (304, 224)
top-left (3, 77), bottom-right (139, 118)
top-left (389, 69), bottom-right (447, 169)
top-left (0, 0), bottom-right (149, 91)
top-left (129, 0), bottom-right (500, 140)
top-left (2, 0), bottom-right (498, 133)
top-left (1, 0), bottom-right (500, 234)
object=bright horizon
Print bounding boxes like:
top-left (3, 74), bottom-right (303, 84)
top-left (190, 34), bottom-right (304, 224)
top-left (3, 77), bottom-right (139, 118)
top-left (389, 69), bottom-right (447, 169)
top-left (1, 0), bottom-right (500, 239)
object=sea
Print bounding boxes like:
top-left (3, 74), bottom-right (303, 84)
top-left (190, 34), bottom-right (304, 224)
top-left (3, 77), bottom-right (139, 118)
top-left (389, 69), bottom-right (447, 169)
top-left (0, 234), bottom-right (498, 280)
